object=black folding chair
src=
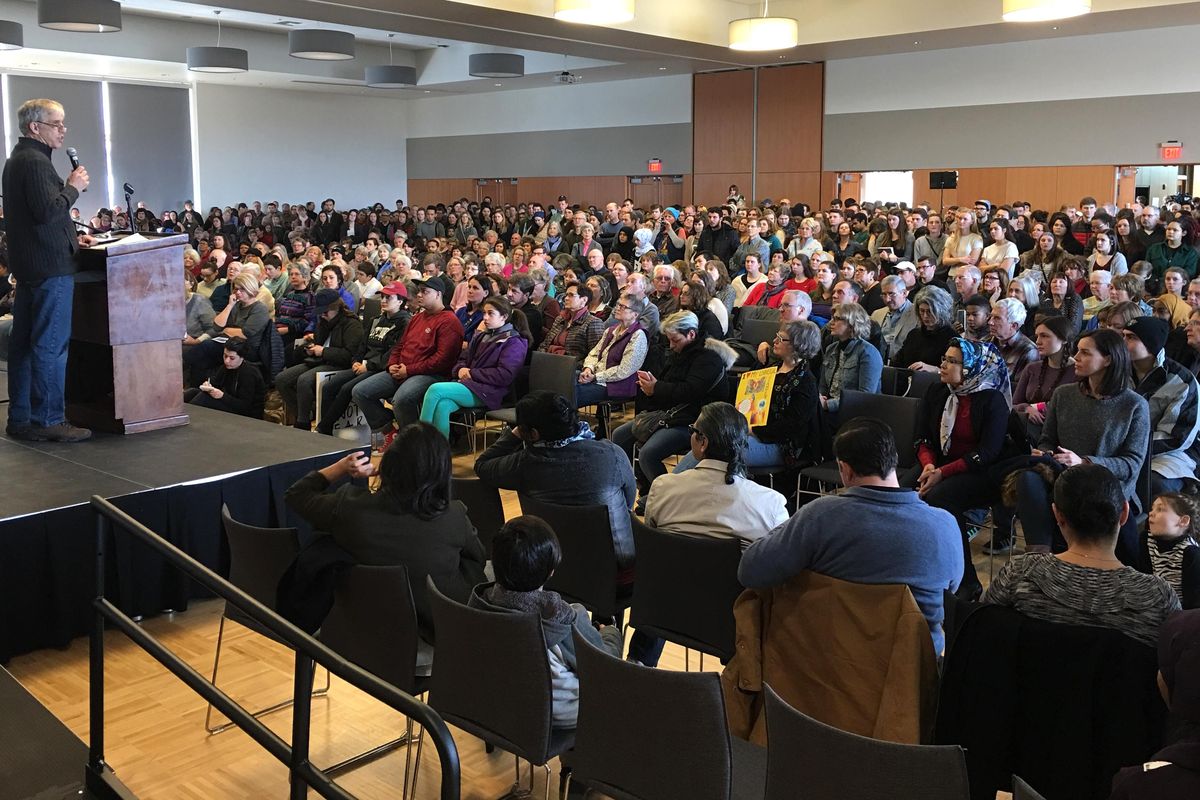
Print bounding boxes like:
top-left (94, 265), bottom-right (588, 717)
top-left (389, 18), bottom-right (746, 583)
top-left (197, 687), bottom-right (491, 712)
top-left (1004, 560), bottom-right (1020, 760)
top-left (452, 476), bottom-right (506, 559)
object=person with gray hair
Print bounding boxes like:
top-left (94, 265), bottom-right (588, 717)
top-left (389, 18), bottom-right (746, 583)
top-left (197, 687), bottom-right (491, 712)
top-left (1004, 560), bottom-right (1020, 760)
top-left (610, 310), bottom-right (737, 506)
top-left (1084, 269), bottom-right (1114, 324)
top-left (820, 303), bottom-right (883, 415)
top-left (3, 97), bottom-right (95, 442)
top-left (872, 274), bottom-right (918, 365)
top-left (894, 284), bottom-right (957, 374)
top-left (988, 296), bottom-right (1039, 382)
top-left (616, 271), bottom-right (661, 335)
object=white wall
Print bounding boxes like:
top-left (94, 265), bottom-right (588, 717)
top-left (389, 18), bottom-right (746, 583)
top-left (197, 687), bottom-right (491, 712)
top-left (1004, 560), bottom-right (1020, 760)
top-left (826, 24), bottom-right (1200, 114)
top-left (405, 74), bottom-right (692, 138)
top-left (194, 84), bottom-right (408, 208)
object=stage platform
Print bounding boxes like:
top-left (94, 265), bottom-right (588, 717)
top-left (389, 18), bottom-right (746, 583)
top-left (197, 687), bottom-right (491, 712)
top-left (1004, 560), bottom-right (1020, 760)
top-left (0, 404), bottom-right (353, 662)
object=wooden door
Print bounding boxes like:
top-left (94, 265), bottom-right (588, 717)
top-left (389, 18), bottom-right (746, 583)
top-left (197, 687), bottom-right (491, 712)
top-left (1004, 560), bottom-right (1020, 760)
top-left (628, 175), bottom-right (686, 209)
top-left (477, 179), bottom-right (518, 207)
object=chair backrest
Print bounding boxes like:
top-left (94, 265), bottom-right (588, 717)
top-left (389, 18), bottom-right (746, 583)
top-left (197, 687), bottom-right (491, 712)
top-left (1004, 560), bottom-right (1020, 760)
top-left (629, 516), bottom-right (743, 662)
top-left (426, 579), bottom-right (557, 765)
top-left (360, 295), bottom-right (382, 322)
top-left (763, 685), bottom-right (969, 800)
top-left (1012, 775), bottom-right (1048, 800)
top-left (879, 365), bottom-right (910, 396)
top-left (906, 368), bottom-right (939, 401)
top-left (221, 504), bottom-right (300, 613)
top-left (571, 629), bottom-right (735, 800)
top-left (837, 390), bottom-right (923, 468)
top-left (740, 317), bottom-right (779, 349)
top-left (529, 350), bottom-right (578, 406)
top-left (517, 494), bottom-right (620, 617)
top-left (319, 564), bottom-right (421, 695)
top-left (451, 477), bottom-right (506, 559)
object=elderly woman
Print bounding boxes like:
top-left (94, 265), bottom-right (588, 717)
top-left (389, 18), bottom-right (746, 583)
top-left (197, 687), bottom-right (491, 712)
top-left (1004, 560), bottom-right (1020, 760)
top-left (916, 338), bottom-right (1013, 599)
top-left (894, 284), bottom-right (957, 374)
top-left (571, 222), bottom-right (602, 261)
top-left (183, 273), bottom-right (270, 387)
top-left (1006, 272), bottom-right (1042, 338)
top-left (610, 311), bottom-right (736, 505)
top-left (576, 292), bottom-right (649, 426)
top-left (285, 424), bottom-right (487, 671)
top-left (274, 289), bottom-right (365, 431)
top-left (1037, 268), bottom-right (1084, 338)
top-left (819, 302), bottom-right (882, 416)
top-left (743, 260), bottom-right (790, 310)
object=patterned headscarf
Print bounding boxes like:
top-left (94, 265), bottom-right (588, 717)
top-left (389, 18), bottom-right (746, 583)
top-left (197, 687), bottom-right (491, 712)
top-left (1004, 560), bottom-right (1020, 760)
top-left (939, 338), bottom-right (1012, 454)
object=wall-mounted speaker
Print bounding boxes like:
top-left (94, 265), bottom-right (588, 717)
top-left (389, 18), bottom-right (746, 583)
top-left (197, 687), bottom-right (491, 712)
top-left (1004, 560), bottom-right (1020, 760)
top-left (930, 171), bottom-right (958, 190)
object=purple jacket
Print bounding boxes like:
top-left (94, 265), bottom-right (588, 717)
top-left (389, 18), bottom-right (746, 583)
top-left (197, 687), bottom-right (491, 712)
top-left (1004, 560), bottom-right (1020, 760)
top-left (454, 324), bottom-right (529, 409)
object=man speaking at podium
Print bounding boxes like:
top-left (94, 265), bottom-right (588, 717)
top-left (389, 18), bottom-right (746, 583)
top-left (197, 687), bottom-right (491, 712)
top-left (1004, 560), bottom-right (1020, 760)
top-left (3, 98), bottom-right (95, 442)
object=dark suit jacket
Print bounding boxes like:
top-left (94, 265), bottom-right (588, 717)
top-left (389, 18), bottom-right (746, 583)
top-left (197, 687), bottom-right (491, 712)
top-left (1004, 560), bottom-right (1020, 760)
top-left (2, 137), bottom-right (80, 282)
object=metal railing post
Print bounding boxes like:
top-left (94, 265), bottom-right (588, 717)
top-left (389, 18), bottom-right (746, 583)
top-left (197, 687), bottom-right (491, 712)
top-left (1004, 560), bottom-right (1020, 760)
top-left (88, 511), bottom-right (108, 776)
top-left (290, 651), bottom-right (315, 800)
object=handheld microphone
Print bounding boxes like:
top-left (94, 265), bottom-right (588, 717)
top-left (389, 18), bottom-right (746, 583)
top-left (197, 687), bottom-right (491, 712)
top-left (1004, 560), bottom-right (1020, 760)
top-left (65, 147), bottom-right (86, 192)
top-left (123, 182), bottom-right (135, 196)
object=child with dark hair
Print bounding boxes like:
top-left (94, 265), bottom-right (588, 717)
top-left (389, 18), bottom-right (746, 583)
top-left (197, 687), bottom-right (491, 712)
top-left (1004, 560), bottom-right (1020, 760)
top-left (1145, 492), bottom-right (1200, 610)
top-left (468, 515), bottom-right (623, 727)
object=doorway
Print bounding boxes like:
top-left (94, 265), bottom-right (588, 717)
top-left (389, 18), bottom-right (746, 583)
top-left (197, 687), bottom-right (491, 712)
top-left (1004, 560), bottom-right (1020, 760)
top-left (860, 171), bottom-right (914, 208)
top-left (628, 175), bottom-right (684, 209)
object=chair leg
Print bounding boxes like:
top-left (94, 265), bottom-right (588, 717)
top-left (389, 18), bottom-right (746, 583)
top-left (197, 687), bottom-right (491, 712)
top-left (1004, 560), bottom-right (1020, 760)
top-left (684, 647), bottom-right (690, 673)
top-left (203, 616), bottom-right (227, 733)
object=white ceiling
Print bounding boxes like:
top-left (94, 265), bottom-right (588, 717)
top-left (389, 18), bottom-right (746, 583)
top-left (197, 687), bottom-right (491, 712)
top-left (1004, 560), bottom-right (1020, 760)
top-left (0, 0), bottom-right (1197, 97)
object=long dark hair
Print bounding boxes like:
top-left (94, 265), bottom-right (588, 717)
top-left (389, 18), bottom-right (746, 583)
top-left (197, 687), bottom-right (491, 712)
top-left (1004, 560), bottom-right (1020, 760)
top-left (1075, 328), bottom-right (1130, 398)
top-left (377, 423), bottom-right (451, 519)
top-left (693, 402), bottom-right (748, 485)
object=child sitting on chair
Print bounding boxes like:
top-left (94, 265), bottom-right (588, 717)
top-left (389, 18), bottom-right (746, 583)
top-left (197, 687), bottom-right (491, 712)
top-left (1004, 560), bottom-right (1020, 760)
top-left (468, 515), bottom-right (623, 727)
top-left (1144, 492), bottom-right (1200, 610)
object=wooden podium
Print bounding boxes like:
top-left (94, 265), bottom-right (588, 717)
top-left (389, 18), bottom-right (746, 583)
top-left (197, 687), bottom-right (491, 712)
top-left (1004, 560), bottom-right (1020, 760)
top-left (66, 232), bottom-right (190, 434)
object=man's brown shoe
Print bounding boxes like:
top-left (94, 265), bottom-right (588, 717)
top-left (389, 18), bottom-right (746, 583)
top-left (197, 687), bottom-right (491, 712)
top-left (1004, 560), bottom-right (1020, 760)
top-left (31, 422), bottom-right (93, 442)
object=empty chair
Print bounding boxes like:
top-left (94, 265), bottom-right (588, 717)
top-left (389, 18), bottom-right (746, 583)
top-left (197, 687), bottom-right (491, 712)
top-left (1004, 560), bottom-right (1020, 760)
top-left (206, 504), bottom-right (328, 734)
top-left (880, 365), bottom-right (910, 396)
top-left (740, 317), bottom-right (780, 350)
top-left (566, 628), bottom-right (766, 800)
top-left (319, 565), bottom-right (426, 791)
top-left (518, 494), bottom-right (631, 621)
top-left (906, 368), bottom-right (939, 400)
top-left (427, 579), bottom-right (573, 799)
top-left (629, 516), bottom-right (743, 665)
top-left (451, 477), bottom-right (506, 559)
top-left (486, 350), bottom-right (579, 427)
top-left (763, 685), bottom-right (969, 800)
top-left (1012, 775), bottom-right (1048, 800)
top-left (359, 294), bottom-right (382, 322)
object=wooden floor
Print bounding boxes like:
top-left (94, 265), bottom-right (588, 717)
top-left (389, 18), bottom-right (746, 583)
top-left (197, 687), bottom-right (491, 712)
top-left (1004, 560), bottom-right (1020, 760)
top-left (4, 437), bottom-right (1007, 799)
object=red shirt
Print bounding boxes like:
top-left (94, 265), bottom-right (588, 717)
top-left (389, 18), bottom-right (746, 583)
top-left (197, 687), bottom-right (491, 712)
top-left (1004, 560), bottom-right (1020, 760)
top-left (917, 394), bottom-right (974, 478)
top-left (387, 309), bottom-right (464, 376)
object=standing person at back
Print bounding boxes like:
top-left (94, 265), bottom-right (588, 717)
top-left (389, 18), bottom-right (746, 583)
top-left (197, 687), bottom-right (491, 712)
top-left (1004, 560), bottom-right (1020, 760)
top-left (3, 98), bottom-right (95, 442)
top-left (739, 418), bottom-right (963, 654)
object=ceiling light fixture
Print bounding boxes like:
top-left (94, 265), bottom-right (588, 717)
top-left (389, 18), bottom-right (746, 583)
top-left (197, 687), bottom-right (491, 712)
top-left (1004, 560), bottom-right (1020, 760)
top-left (1001, 0), bottom-right (1091, 22)
top-left (365, 34), bottom-right (416, 87)
top-left (728, 0), bottom-right (798, 51)
top-left (187, 11), bottom-right (248, 73)
top-left (553, 0), bottom-right (635, 25)
top-left (469, 53), bottom-right (524, 79)
top-left (0, 20), bottom-right (23, 49)
top-left (38, 0), bottom-right (121, 32)
top-left (289, 29), bottom-right (355, 60)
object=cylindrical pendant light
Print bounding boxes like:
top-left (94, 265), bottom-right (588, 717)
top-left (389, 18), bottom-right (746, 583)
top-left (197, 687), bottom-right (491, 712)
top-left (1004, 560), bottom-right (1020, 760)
top-left (38, 0), bottom-right (121, 32)
top-left (365, 65), bottom-right (417, 88)
top-left (553, 0), bottom-right (634, 25)
top-left (187, 11), bottom-right (247, 74)
top-left (468, 53), bottom-right (525, 79)
top-left (728, 16), bottom-right (798, 51)
top-left (1002, 0), bottom-right (1091, 22)
top-left (0, 20), bottom-right (23, 50)
top-left (289, 29), bottom-right (355, 61)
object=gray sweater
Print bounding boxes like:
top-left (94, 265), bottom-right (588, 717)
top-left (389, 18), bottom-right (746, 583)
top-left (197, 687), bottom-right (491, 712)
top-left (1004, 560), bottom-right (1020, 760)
top-left (1039, 383), bottom-right (1150, 502)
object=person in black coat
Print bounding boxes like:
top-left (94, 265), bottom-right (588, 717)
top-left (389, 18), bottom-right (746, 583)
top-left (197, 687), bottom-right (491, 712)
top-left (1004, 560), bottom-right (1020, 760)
top-left (916, 338), bottom-right (1013, 599)
top-left (274, 290), bottom-right (365, 430)
top-left (894, 284), bottom-right (957, 373)
top-left (2, 98), bottom-right (95, 442)
top-left (186, 336), bottom-right (267, 418)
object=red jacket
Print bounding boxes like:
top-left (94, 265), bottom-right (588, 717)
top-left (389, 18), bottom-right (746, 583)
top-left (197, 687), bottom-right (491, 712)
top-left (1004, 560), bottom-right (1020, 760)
top-left (387, 309), bottom-right (464, 377)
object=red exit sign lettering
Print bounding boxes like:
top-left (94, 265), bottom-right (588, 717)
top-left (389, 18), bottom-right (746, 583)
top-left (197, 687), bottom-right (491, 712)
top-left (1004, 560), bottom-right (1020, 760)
top-left (1161, 143), bottom-right (1183, 160)
top-left (648, 159), bottom-right (662, 173)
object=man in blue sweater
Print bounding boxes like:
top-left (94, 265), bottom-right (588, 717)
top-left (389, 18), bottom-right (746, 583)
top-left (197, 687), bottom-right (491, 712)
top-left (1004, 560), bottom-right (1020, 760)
top-left (739, 418), bottom-right (963, 654)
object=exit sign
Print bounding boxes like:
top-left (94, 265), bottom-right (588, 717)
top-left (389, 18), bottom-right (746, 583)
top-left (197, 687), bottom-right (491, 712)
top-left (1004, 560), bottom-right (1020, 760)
top-left (648, 158), bottom-right (662, 173)
top-left (1161, 141), bottom-right (1183, 160)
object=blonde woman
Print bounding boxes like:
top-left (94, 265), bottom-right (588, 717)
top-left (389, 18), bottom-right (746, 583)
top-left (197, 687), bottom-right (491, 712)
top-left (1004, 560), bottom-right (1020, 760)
top-left (787, 217), bottom-right (824, 260)
top-left (940, 208), bottom-right (983, 273)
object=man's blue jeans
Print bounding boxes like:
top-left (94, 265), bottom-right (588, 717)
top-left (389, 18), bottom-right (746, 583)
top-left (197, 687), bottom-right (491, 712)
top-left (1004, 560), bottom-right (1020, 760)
top-left (7, 275), bottom-right (74, 428)
top-left (351, 370), bottom-right (444, 431)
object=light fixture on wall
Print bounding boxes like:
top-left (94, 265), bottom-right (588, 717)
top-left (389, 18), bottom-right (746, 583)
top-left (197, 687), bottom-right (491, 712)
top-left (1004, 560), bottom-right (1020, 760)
top-left (365, 34), bottom-right (416, 88)
top-left (288, 29), bottom-right (355, 60)
top-left (728, 0), bottom-right (798, 51)
top-left (553, 0), bottom-right (635, 25)
top-left (0, 20), bottom-right (23, 49)
top-left (1001, 0), bottom-right (1091, 22)
top-left (37, 0), bottom-right (121, 32)
top-left (187, 10), bottom-right (248, 73)
top-left (468, 53), bottom-right (524, 79)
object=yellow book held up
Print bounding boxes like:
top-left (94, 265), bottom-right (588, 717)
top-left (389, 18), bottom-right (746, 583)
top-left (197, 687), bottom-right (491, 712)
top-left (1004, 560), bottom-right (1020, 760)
top-left (735, 367), bottom-right (776, 427)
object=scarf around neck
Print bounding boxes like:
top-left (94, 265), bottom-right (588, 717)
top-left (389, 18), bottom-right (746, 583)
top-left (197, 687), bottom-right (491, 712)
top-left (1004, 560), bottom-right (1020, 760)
top-left (939, 337), bottom-right (1011, 454)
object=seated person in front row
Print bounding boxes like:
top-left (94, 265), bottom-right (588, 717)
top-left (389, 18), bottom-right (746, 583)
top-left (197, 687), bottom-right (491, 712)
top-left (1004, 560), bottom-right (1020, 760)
top-left (186, 336), bottom-right (266, 418)
top-left (468, 515), bottom-right (623, 729)
top-left (739, 418), bottom-right (963, 655)
top-left (984, 463), bottom-right (1180, 648)
top-left (1143, 492), bottom-right (1200, 610)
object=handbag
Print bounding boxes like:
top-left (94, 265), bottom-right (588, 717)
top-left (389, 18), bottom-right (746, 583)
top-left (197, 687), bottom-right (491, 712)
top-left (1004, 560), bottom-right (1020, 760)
top-left (630, 404), bottom-right (690, 444)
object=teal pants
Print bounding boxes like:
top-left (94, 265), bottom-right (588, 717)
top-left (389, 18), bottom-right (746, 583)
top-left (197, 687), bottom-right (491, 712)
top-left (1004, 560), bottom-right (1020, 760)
top-left (419, 381), bottom-right (485, 438)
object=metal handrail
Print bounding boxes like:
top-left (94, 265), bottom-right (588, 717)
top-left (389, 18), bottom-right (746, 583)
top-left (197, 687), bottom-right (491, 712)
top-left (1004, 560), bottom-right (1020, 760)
top-left (87, 495), bottom-right (460, 800)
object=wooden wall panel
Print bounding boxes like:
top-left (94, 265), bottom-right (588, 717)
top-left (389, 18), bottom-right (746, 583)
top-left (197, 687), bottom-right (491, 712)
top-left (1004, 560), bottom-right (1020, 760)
top-left (1004, 167), bottom-right (1060, 213)
top-left (839, 172), bottom-right (865, 206)
top-left (693, 173), bottom-right (752, 208)
top-left (1055, 166), bottom-right (1117, 212)
top-left (755, 172), bottom-right (821, 208)
top-left (693, 71), bottom-right (754, 176)
top-left (407, 178), bottom-right (478, 208)
top-left (819, 172), bottom-right (840, 210)
top-left (681, 174), bottom-right (694, 206)
top-left (954, 169), bottom-right (1009, 213)
top-left (756, 64), bottom-right (823, 174)
top-left (565, 176), bottom-right (628, 209)
top-left (1116, 166), bottom-right (1137, 209)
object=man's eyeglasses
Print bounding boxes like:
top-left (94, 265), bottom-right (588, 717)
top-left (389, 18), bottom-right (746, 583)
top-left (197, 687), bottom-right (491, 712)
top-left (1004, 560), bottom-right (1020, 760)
top-left (688, 425), bottom-right (705, 438)
top-left (35, 119), bottom-right (66, 131)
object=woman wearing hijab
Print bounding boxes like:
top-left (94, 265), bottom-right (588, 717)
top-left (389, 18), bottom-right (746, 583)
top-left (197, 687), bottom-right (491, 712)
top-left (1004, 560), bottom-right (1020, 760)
top-left (612, 225), bottom-right (636, 263)
top-left (916, 337), bottom-right (1013, 600)
top-left (1110, 610), bottom-right (1200, 799)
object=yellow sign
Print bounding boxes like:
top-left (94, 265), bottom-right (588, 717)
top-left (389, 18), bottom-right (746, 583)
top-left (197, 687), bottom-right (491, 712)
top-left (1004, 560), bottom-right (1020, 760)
top-left (735, 367), bottom-right (777, 427)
